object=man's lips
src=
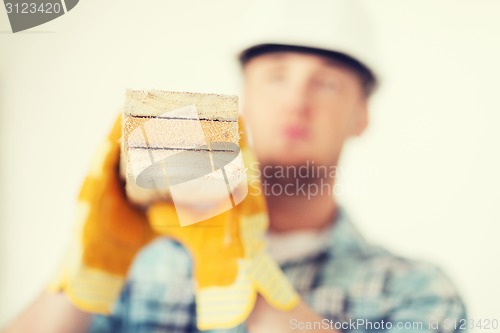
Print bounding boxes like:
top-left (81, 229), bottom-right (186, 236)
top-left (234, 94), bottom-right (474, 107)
top-left (283, 126), bottom-right (309, 140)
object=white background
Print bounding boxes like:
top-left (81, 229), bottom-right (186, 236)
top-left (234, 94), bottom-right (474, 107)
top-left (1, 0), bottom-right (499, 329)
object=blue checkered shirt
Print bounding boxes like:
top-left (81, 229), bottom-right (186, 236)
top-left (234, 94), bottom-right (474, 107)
top-left (88, 208), bottom-right (467, 333)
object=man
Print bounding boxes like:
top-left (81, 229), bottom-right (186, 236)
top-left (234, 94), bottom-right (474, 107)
top-left (3, 1), bottom-right (466, 332)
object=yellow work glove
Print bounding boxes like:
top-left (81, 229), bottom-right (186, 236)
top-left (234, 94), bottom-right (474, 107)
top-left (48, 114), bottom-right (300, 330)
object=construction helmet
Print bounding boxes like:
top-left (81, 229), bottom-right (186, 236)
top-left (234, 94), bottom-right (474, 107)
top-left (234, 0), bottom-right (380, 94)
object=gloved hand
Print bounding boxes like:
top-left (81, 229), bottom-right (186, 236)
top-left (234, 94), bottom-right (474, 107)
top-left (48, 113), bottom-right (300, 330)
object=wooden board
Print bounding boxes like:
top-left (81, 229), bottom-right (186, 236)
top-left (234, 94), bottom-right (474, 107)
top-left (120, 90), bottom-right (241, 210)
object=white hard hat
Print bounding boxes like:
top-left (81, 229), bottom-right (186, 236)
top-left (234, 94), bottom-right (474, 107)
top-left (234, 0), bottom-right (380, 92)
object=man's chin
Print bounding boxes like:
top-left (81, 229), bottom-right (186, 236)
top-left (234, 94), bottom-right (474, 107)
top-left (257, 147), bottom-right (338, 168)
top-left (260, 156), bottom-right (322, 168)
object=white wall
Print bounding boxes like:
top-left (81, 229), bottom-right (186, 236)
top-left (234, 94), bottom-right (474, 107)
top-left (1, 0), bottom-right (499, 329)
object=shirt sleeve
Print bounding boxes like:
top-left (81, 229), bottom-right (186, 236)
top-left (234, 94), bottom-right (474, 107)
top-left (86, 283), bottom-right (130, 333)
top-left (307, 256), bottom-right (467, 333)
top-left (86, 238), bottom-right (198, 333)
top-left (369, 262), bottom-right (467, 333)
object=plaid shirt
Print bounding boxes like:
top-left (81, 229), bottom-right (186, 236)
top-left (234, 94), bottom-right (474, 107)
top-left (88, 208), bottom-right (467, 333)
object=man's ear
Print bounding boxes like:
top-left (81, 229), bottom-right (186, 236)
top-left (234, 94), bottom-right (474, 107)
top-left (351, 100), bottom-right (369, 136)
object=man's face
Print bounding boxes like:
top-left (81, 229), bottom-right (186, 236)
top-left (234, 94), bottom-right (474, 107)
top-left (242, 52), bottom-right (368, 168)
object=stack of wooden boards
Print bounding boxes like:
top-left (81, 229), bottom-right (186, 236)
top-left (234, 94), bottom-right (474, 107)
top-left (120, 90), bottom-right (247, 226)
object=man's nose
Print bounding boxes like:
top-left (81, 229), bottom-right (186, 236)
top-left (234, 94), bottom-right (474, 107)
top-left (282, 82), bottom-right (311, 119)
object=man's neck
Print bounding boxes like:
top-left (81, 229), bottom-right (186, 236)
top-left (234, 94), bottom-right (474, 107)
top-left (264, 183), bottom-right (337, 233)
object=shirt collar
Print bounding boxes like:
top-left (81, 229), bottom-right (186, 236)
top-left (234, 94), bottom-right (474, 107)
top-left (327, 206), bottom-right (369, 258)
top-left (266, 206), bottom-right (368, 264)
